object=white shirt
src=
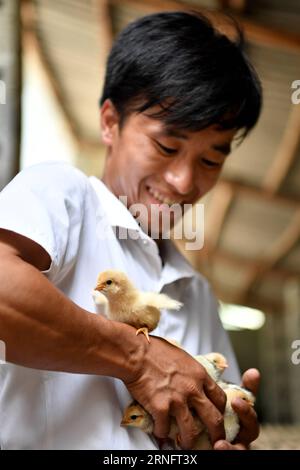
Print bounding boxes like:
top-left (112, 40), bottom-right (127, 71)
top-left (0, 161), bottom-right (240, 450)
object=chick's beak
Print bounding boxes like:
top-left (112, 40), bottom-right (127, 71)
top-left (95, 283), bottom-right (106, 292)
top-left (221, 361), bottom-right (228, 369)
top-left (120, 418), bottom-right (129, 426)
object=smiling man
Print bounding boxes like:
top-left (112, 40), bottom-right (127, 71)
top-left (0, 11), bottom-right (261, 450)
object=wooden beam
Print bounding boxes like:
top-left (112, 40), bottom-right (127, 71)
top-left (21, 0), bottom-right (79, 146)
top-left (111, 0), bottom-right (300, 53)
top-left (214, 284), bottom-right (283, 314)
top-left (0, 0), bottom-right (22, 189)
top-left (204, 181), bottom-right (234, 253)
top-left (263, 105), bottom-right (300, 194)
top-left (240, 17), bottom-right (300, 53)
top-left (94, 0), bottom-right (114, 66)
top-left (218, 0), bottom-right (247, 14)
top-left (21, 0), bottom-right (102, 151)
top-left (236, 209), bottom-right (300, 303)
top-left (197, 247), bottom-right (300, 281)
top-left (220, 178), bottom-right (300, 209)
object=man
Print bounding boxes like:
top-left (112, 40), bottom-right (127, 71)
top-left (0, 11), bottom-right (261, 449)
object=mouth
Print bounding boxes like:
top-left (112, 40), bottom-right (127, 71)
top-left (146, 185), bottom-right (182, 207)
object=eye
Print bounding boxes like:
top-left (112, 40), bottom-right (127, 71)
top-left (201, 158), bottom-right (222, 168)
top-left (130, 415), bottom-right (138, 420)
top-left (154, 140), bottom-right (177, 155)
top-left (106, 280), bottom-right (112, 285)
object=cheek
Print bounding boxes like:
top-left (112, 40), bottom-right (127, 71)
top-left (195, 169), bottom-right (221, 197)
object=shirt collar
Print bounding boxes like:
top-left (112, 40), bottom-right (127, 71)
top-left (160, 239), bottom-right (196, 285)
top-left (89, 176), bottom-right (141, 232)
top-left (89, 176), bottom-right (196, 284)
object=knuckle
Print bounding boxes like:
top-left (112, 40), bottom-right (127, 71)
top-left (171, 396), bottom-right (185, 409)
top-left (214, 413), bottom-right (224, 428)
top-left (181, 431), bottom-right (198, 450)
top-left (155, 405), bottom-right (169, 416)
top-left (152, 400), bottom-right (169, 417)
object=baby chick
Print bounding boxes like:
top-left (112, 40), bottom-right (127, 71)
top-left (190, 384), bottom-right (256, 449)
top-left (222, 384), bottom-right (255, 443)
top-left (94, 270), bottom-right (182, 342)
top-left (121, 400), bottom-right (204, 448)
top-left (194, 352), bottom-right (228, 382)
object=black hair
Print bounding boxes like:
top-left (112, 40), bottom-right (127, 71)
top-left (100, 11), bottom-right (262, 137)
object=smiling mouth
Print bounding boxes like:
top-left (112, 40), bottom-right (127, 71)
top-left (146, 185), bottom-right (182, 206)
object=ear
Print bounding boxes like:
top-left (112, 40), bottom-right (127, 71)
top-left (100, 99), bottom-right (120, 146)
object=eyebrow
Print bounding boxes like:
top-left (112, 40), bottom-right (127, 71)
top-left (212, 143), bottom-right (231, 156)
top-left (164, 129), bottom-right (231, 156)
top-left (165, 129), bottom-right (188, 140)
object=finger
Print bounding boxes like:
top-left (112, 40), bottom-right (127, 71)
top-left (232, 398), bottom-right (259, 443)
top-left (203, 377), bottom-right (227, 413)
top-left (172, 404), bottom-right (201, 450)
top-left (214, 440), bottom-right (247, 450)
top-left (152, 406), bottom-right (171, 439)
top-left (241, 368), bottom-right (260, 396)
top-left (191, 394), bottom-right (225, 444)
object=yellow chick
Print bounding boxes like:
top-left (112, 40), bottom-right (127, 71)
top-left (194, 352), bottom-right (228, 382)
top-left (121, 400), bottom-right (204, 448)
top-left (222, 384), bottom-right (255, 443)
top-left (188, 385), bottom-right (255, 450)
top-left (94, 270), bottom-right (182, 342)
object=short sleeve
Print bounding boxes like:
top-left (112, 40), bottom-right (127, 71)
top-left (0, 162), bottom-right (88, 282)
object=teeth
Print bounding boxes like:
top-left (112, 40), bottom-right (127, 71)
top-left (148, 187), bottom-right (178, 206)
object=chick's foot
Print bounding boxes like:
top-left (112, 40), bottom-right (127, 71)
top-left (136, 327), bottom-right (150, 343)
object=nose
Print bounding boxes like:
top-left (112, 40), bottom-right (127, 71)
top-left (164, 159), bottom-right (194, 196)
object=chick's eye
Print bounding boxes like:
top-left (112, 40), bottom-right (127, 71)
top-left (130, 415), bottom-right (138, 420)
top-left (106, 280), bottom-right (112, 285)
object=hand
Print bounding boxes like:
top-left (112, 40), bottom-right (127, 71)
top-left (214, 368), bottom-right (260, 450)
top-left (125, 336), bottom-right (226, 449)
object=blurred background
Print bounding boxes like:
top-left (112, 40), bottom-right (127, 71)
top-left (0, 0), bottom-right (300, 449)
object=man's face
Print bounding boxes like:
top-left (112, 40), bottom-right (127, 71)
top-left (101, 100), bottom-right (236, 236)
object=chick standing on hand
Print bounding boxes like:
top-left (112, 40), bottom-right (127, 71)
top-left (94, 270), bottom-right (182, 342)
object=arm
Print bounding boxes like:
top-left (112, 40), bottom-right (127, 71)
top-left (0, 230), bottom-right (226, 450)
top-left (0, 229), bottom-right (145, 379)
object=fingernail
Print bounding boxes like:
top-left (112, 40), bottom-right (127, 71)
top-left (214, 440), bottom-right (230, 450)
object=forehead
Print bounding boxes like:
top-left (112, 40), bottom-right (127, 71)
top-left (125, 111), bottom-right (236, 150)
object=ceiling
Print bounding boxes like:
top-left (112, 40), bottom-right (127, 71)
top-left (20, 0), bottom-right (300, 314)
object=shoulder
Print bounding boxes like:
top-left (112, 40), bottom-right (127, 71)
top-left (14, 161), bottom-right (88, 190)
top-left (3, 162), bottom-right (90, 208)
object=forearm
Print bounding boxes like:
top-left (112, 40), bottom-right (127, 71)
top-left (0, 255), bottom-right (145, 381)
